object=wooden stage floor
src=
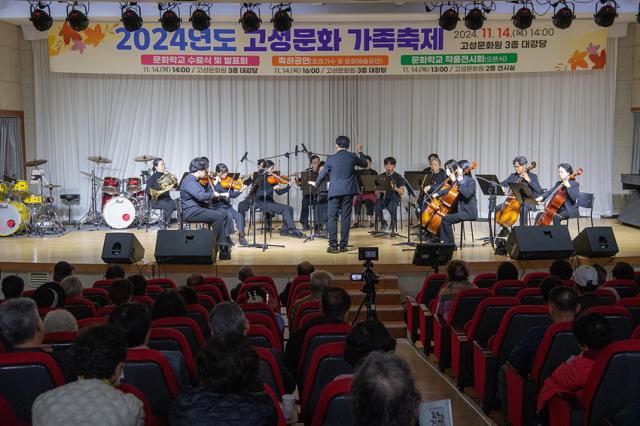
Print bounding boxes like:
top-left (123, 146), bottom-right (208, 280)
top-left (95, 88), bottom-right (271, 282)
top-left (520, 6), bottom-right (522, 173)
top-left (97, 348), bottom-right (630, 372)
top-left (1, 218), bottom-right (638, 275)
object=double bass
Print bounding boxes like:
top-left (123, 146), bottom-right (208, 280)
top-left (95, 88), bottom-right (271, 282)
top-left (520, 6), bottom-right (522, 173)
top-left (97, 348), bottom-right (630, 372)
top-left (421, 162), bottom-right (478, 235)
top-left (535, 168), bottom-right (583, 226)
top-left (495, 161), bottom-right (537, 228)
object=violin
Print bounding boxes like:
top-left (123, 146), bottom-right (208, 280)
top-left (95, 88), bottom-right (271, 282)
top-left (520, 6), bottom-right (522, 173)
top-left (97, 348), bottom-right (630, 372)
top-left (535, 168), bottom-right (583, 226)
top-left (198, 170), bottom-right (216, 186)
top-left (219, 175), bottom-right (246, 191)
top-left (495, 162), bottom-right (537, 228)
top-left (267, 174), bottom-right (290, 185)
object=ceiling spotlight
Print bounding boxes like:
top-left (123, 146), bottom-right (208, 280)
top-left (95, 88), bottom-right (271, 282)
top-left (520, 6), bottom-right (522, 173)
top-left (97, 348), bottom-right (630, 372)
top-left (66, 2), bottom-right (89, 32)
top-left (121, 3), bottom-right (143, 32)
top-left (464, 6), bottom-right (486, 31)
top-left (439, 7), bottom-right (460, 31)
top-left (552, 2), bottom-right (575, 29)
top-left (29, 1), bottom-right (53, 32)
top-left (239, 3), bottom-right (261, 33)
top-left (512, 3), bottom-right (534, 30)
top-left (594, 0), bottom-right (617, 28)
top-left (271, 3), bottom-right (293, 32)
top-left (190, 3), bottom-right (211, 31)
top-left (158, 3), bottom-right (181, 32)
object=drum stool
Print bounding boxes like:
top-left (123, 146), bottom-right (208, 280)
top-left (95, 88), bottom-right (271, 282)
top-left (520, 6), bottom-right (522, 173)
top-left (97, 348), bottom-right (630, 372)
top-left (60, 194), bottom-right (80, 224)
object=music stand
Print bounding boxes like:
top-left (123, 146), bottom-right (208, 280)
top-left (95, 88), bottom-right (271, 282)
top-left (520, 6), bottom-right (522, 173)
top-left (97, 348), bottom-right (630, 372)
top-left (411, 243), bottom-right (456, 273)
top-left (509, 182), bottom-right (538, 207)
top-left (370, 175), bottom-right (398, 238)
top-left (394, 171), bottom-right (426, 247)
top-left (476, 174), bottom-right (506, 249)
top-left (300, 171), bottom-right (322, 243)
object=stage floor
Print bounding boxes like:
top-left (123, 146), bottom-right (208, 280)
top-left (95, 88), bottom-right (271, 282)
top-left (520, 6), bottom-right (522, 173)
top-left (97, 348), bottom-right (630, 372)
top-left (0, 218), bottom-right (638, 275)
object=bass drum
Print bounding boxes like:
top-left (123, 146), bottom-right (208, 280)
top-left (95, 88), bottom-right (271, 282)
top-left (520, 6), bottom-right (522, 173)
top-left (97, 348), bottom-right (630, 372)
top-left (103, 196), bottom-right (140, 229)
top-left (0, 202), bottom-right (30, 236)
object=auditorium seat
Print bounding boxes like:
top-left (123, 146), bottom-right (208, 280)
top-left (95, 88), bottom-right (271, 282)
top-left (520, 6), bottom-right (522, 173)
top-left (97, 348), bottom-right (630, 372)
top-left (504, 322), bottom-right (581, 426)
top-left (263, 383), bottom-right (286, 426)
top-left (192, 284), bottom-right (224, 304)
top-left (43, 331), bottom-right (78, 351)
top-left (298, 311), bottom-right (322, 331)
top-left (147, 278), bottom-right (177, 290)
top-left (312, 376), bottom-right (354, 426)
top-left (473, 305), bottom-right (551, 412)
top-left (288, 284), bottom-right (311, 311)
top-left (147, 328), bottom-right (196, 380)
top-left (64, 296), bottom-right (97, 320)
top-left (493, 279), bottom-right (527, 297)
top-left (247, 324), bottom-right (282, 352)
top-left (0, 395), bottom-right (21, 426)
top-left (603, 279), bottom-right (639, 299)
top-left (202, 277), bottom-right (231, 301)
top-left (291, 300), bottom-right (321, 331)
top-left (594, 288), bottom-right (617, 306)
top-left (406, 273), bottom-right (447, 343)
top-left (92, 279), bottom-right (113, 290)
top-left (37, 307), bottom-right (57, 318)
top-left (516, 288), bottom-right (544, 305)
top-left (82, 288), bottom-right (111, 308)
top-left (77, 317), bottom-right (108, 328)
top-left (96, 304), bottom-right (116, 317)
top-left (472, 272), bottom-right (497, 289)
top-left (0, 351), bottom-right (66, 423)
top-left (634, 271), bottom-right (640, 288)
top-left (151, 317), bottom-right (205, 356)
top-left (546, 340), bottom-right (640, 426)
top-left (287, 275), bottom-right (311, 309)
top-left (297, 323), bottom-right (352, 382)
top-left (245, 313), bottom-right (281, 343)
top-left (255, 346), bottom-right (286, 399)
top-left (237, 280), bottom-right (280, 310)
top-left (145, 285), bottom-right (164, 299)
top-left (130, 295), bottom-right (153, 306)
top-left (616, 297), bottom-right (640, 326)
top-left (451, 297), bottom-right (519, 390)
top-left (186, 304), bottom-right (211, 338)
top-left (586, 306), bottom-right (634, 341)
top-left (116, 383), bottom-right (162, 426)
top-left (196, 293), bottom-right (216, 312)
top-left (241, 302), bottom-right (279, 318)
top-left (522, 272), bottom-right (551, 288)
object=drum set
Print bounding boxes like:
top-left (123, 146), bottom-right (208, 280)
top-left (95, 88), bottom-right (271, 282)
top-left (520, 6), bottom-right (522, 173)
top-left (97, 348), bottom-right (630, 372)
top-left (0, 159), bottom-right (65, 237)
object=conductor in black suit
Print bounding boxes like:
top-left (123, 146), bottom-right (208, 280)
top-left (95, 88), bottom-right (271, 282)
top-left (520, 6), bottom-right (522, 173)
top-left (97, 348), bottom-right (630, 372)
top-left (314, 136), bottom-right (367, 253)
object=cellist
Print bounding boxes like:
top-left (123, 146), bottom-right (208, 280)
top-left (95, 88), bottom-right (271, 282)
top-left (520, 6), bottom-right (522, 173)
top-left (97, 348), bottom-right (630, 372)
top-left (497, 156), bottom-right (542, 228)
top-left (432, 159), bottom-right (478, 245)
top-left (535, 163), bottom-right (580, 225)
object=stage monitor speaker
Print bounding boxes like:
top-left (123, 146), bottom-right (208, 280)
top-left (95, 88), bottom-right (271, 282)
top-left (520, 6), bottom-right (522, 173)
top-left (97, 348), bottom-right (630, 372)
top-left (154, 230), bottom-right (217, 264)
top-left (101, 233), bottom-right (144, 264)
top-left (412, 243), bottom-right (456, 268)
top-left (506, 226), bottom-right (574, 260)
top-left (572, 226), bottom-right (619, 258)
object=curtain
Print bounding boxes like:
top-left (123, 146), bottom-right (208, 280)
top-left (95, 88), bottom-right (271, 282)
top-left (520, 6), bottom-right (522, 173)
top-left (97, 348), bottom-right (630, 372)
top-left (33, 39), bottom-right (617, 218)
top-left (0, 117), bottom-right (23, 180)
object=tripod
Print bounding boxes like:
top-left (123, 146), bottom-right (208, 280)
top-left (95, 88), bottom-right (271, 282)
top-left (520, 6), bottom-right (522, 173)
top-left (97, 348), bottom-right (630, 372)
top-left (351, 261), bottom-right (379, 325)
top-left (79, 167), bottom-right (102, 228)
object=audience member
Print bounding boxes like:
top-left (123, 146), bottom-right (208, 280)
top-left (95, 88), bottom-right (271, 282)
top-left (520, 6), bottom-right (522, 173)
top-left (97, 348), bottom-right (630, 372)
top-left (352, 352), bottom-right (420, 426)
top-left (289, 270), bottom-right (332, 321)
top-left (32, 324), bottom-right (144, 426)
top-left (537, 312), bottom-right (613, 412)
top-left (169, 334), bottom-right (278, 426)
top-left (32, 282), bottom-right (66, 308)
top-left (245, 285), bottom-right (284, 333)
top-left (59, 276), bottom-right (84, 298)
top-left (574, 265), bottom-right (617, 310)
top-left (549, 259), bottom-right (573, 280)
top-left (279, 261), bottom-right (315, 306)
top-left (128, 275), bottom-right (148, 297)
top-left (435, 260), bottom-right (474, 322)
top-left (152, 289), bottom-right (187, 319)
top-left (53, 261), bottom-right (74, 283)
top-left (43, 309), bottom-right (78, 333)
top-left (344, 320), bottom-right (396, 368)
top-left (0, 298), bottom-right (75, 382)
top-left (1, 275), bottom-right (24, 299)
top-left (186, 274), bottom-right (205, 288)
top-left (178, 286), bottom-right (199, 305)
top-left (231, 266), bottom-right (255, 301)
top-left (105, 265), bottom-right (125, 280)
top-left (497, 261), bottom-right (519, 281)
top-left (109, 279), bottom-right (133, 306)
top-left (592, 263), bottom-right (608, 285)
top-left (539, 276), bottom-right (565, 303)
top-left (612, 261), bottom-right (635, 281)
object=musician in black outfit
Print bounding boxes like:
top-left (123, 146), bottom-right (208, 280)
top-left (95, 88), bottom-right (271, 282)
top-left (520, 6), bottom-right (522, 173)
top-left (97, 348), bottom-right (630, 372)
top-left (212, 163), bottom-right (248, 246)
top-left (353, 155), bottom-right (378, 228)
top-left (145, 158), bottom-right (176, 224)
top-left (535, 163), bottom-right (580, 225)
top-left (416, 155), bottom-right (447, 219)
top-left (422, 153), bottom-right (441, 174)
top-left (433, 159), bottom-right (478, 246)
top-left (315, 161), bottom-right (329, 231)
top-left (374, 157), bottom-right (407, 232)
top-left (497, 156), bottom-right (543, 227)
top-left (300, 155), bottom-right (321, 230)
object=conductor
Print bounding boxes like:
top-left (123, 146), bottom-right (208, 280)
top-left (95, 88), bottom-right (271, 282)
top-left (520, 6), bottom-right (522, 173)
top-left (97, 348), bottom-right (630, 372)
top-left (315, 136), bottom-right (367, 253)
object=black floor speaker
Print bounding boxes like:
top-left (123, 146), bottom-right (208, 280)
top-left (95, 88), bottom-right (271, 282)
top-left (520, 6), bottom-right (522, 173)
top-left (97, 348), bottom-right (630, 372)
top-left (101, 233), bottom-right (144, 264)
top-left (506, 226), bottom-right (574, 260)
top-left (154, 230), bottom-right (217, 264)
top-left (572, 226), bottom-right (619, 258)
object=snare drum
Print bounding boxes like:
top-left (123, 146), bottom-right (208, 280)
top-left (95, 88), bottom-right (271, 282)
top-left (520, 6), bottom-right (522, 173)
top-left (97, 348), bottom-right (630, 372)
top-left (23, 195), bottom-right (44, 205)
top-left (11, 180), bottom-right (29, 195)
top-left (102, 177), bottom-right (121, 195)
top-left (0, 202), bottom-right (29, 236)
top-left (125, 177), bottom-right (142, 194)
top-left (103, 196), bottom-right (140, 229)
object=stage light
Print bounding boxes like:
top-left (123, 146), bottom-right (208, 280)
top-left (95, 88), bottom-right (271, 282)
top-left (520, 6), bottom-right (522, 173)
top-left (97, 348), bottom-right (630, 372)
top-left (29, 1), bottom-right (53, 32)
top-left (464, 6), bottom-right (485, 31)
top-left (271, 3), bottom-right (292, 32)
top-left (239, 3), bottom-right (261, 33)
top-left (512, 3), bottom-right (534, 30)
top-left (121, 3), bottom-right (143, 32)
top-left (438, 7), bottom-right (460, 31)
top-left (66, 2), bottom-right (89, 32)
top-left (552, 2), bottom-right (575, 29)
top-left (594, 0), bottom-right (617, 27)
top-left (190, 3), bottom-right (211, 31)
top-left (158, 3), bottom-right (181, 32)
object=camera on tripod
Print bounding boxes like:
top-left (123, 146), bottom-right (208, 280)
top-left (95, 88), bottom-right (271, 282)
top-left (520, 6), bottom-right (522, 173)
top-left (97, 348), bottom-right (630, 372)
top-left (350, 247), bottom-right (380, 323)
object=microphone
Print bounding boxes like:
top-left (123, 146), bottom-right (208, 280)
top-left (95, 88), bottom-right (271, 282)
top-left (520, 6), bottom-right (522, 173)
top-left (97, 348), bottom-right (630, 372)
top-left (301, 144), bottom-right (308, 153)
top-left (240, 152), bottom-right (248, 163)
top-left (307, 151), bottom-right (313, 160)
top-left (295, 145), bottom-right (299, 156)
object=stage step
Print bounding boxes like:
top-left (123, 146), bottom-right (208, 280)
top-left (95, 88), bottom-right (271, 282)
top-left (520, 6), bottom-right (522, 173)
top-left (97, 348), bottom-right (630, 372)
top-left (347, 290), bottom-right (402, 305)
top-left (382, 321), bottom-right (407, 339)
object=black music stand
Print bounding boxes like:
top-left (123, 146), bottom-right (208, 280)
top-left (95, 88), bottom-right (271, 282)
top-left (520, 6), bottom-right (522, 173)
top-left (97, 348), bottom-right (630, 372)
top-left (301, 171), bottom-right (322, 243)
top-left (476, 174), bottom-right (506, 249)
top-left (394, 171), bottom-right (425, 247)
top-left (509, 182), bottom-right (538, 208)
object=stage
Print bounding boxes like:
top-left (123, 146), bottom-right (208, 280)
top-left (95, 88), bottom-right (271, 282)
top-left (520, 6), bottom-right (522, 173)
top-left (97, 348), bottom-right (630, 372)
top-left (0, 218), bottom-right (638, 276)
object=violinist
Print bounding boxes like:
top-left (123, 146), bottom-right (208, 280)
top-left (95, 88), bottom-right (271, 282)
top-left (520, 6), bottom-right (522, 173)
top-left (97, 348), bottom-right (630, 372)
top-left (535, 163), bottom-right (580, 225)
top-left (353, 155), bottom-right (378, 228)
top-left (212, 163), bottom-right (248, 246)
top-left (299, 155), bottom-right (321, 230)
top-left (433, 159), bottom-right (478, 245)
top-left (497, 156), bottom-right (542, 228)
top-left (416, 155), bottom-right (447, 219)
top-left (179, 157), bottom-right (231, 260)
top-left (374, 157), bottom-right (407, 233)
top-left (145, 157), bottom-right (176, 225)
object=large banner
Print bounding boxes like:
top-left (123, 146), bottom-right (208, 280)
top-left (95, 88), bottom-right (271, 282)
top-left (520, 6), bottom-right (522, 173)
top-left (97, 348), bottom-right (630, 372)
top-left (48, 20), bottom-right (608, 76)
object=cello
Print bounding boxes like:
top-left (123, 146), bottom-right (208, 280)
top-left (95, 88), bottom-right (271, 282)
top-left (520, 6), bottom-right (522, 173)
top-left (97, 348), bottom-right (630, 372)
top-left (535, 168), bottom-right (583, 226)
top-left (495, 161), bottom-right (537, 228)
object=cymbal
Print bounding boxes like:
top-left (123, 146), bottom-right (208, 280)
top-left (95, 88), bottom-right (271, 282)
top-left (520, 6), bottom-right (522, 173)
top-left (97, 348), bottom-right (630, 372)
top-left (46, 184), bottom-right (61, 188)
top-left (134, 154), bottom-right (157, 162)
top-left (80, 171), bottom-right (103, 181)
top-left (25, 159), bottom-right (47, 167)
top-left (87, 155), bottom-right (112, 164)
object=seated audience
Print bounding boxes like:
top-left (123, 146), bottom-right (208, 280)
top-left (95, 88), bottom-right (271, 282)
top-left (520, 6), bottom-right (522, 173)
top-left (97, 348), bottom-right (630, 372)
top-left (497, 261), bottom-right (519, 281)
top-left (105, 265), bottom-right (125, 280)
top-left (537, 312), bottom-right (614, 412)
top-left (539, 275), bottom-right (565, 302)
top-left (128, 274), bottom-right (148, 297)
top-left (289, 270), bottom-right (332, 322)
top-left (109, 303), bottom-right (189, 386)
top-left (32, 282), bottom-right (66, 308)
top-left (279, 261), bottom-right (315, 306)
top-left (435, 260), bottom-right (474, 322)
top-left (53, 261), bottom-right (74, 283)
top-left (612, 261), bottom-right (636, 281)
top-left (351, 352), bottom-right (420, 426)
top-left (1, 275), bottom-right (24, 300)
top-left (178, 286), bottom-right (199, 305)
top-left (592, 263), bottom-right (607, 285)
top-left (169, 334), bottom-right (278, 426)
top-left (32, 324), bottom-right (144, 426)
top-left (152, 289), bottom-right (188, 320)
top-left (549, 259), bottom-right (573, 281)
top-left (246, 285), bottom-right (284, 332)
top-left (231, 265), bottom-right (255, 301)
top-left (110, 279), bottom-right (133, 307)
top-left (59, 276), bottom-right (84, 298)
top-left (0, 298), bottom-right (75, 382)
top-left (344, 319), bottom-right (396, 368)
top-left (186, 274), bottom-right (205, 288)
top-left (43, 309), bottom-right (78, 333)
top-left (574, 265), bottom-right (617, 310)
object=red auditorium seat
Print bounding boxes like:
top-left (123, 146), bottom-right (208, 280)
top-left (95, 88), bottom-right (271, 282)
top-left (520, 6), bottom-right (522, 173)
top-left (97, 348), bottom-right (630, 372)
top-left (203, 276), bottom-right (231, 301)
top-left (616, 297), bottom-right (640, 326)
top-left (516, 288), bottom-right (544, 305)
top-left (472, 272), bottom-right (497, 289)
top-left (298, 311), bottom-right (322, 331)
top-left (64, 296), bottom-right (97, 320)
top-left (237, 278), bottom-right (280, 310)
top-left (96, 304), bottom-right (116, 317)
top-left (406, 273), bottom-right (447, 343)
top-left (145, 285), bottom-right (164, 299)
top-left (586, 306), bottom-right (634, 341)
top-left (245, 313), bottom-right (281, 343)
top-left (288, 284), bottom-right (311, 311)
top-left (43, 331), bottom-right (78, 351)
top-left (186, 304), bottom-right (211, 338)
top-left (92, 279), bottom-right (113, 290)
top-left (116, 383), bottom-right (162, 426)
top-left (132, 295), bottom-right (155, 306)
top-left (634, 270), bottom-right (640, 288)
top-left (147, 328), bottom-right (197, 379)
top-left (493, 279), bottom-right (527, 297)
top-left (37, 306), bottom-right (57, 318)
top-left (255, 346), bottom-right (286, 399)
top-left (291, 300), bottom-right (321, 331)
top-left (192, 284), bottom-right (224, 304)
top-left (82, 288), bottom-right (111, 308)
top-left (151, 317), bottom-right (205, 355)
top-left (247, 324), bottom-right (282, 352)
top-left (287, 275), bottom-right (311, 309)
top-left (297, 323), bottom-right (352, 381)
top-left (522, 272), bottom-right (550, 288)
top-left (312, 376), bottom-right (353, 426)
top-left (77, 317), bottom-right (108, 328)
top-left (0, 395), bottom-right (22, 426)
top-left (594, 288), bottom-right (617, 306)
top-left (603, 279), bottom-right (639, 299)
top-left (196, 293), bottom-right (216, 312)
top-left (146, 278), bottom-right (177, 290)
top-left (263, 383), bottom-right (286, 426)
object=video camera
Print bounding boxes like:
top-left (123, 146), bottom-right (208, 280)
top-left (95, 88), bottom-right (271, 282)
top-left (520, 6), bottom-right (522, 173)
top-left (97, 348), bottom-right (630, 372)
top-left (350, 247), bottom-right (379, 295)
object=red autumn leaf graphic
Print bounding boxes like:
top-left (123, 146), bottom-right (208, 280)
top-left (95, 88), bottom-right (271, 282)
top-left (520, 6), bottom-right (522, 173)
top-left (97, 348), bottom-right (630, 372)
top-left (84, 24), bottom-right (105, 47)
top-left (589, 49), bottom-right (606, 69)
top-left (59, 20), bottom-right (82, 45)
top-left (568, 50), bottom-right (588, 71)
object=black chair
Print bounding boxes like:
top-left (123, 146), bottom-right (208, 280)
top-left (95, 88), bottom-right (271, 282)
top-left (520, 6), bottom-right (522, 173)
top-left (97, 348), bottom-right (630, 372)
top-left (576, 192), bottom-right (595, 232)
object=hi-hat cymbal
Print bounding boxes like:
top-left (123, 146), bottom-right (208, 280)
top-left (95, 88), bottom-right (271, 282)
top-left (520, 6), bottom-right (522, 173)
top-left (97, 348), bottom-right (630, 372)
top-left (80, 171), bottom-right (103, 181)
top-left (87, 155), bottom-right (112, 164)
top-left (46, 184), bottom-right (61, 189)
top-left (25, 159), bottom-right (47, 167)
top-left (134, 154), bottom-right (157, 162)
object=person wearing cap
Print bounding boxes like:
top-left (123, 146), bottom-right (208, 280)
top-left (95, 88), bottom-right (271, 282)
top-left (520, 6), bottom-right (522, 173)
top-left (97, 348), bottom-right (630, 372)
top-left (574, 264), bottom-right (619, 310)
top-left (53, 261), bottom-right (75, 282)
